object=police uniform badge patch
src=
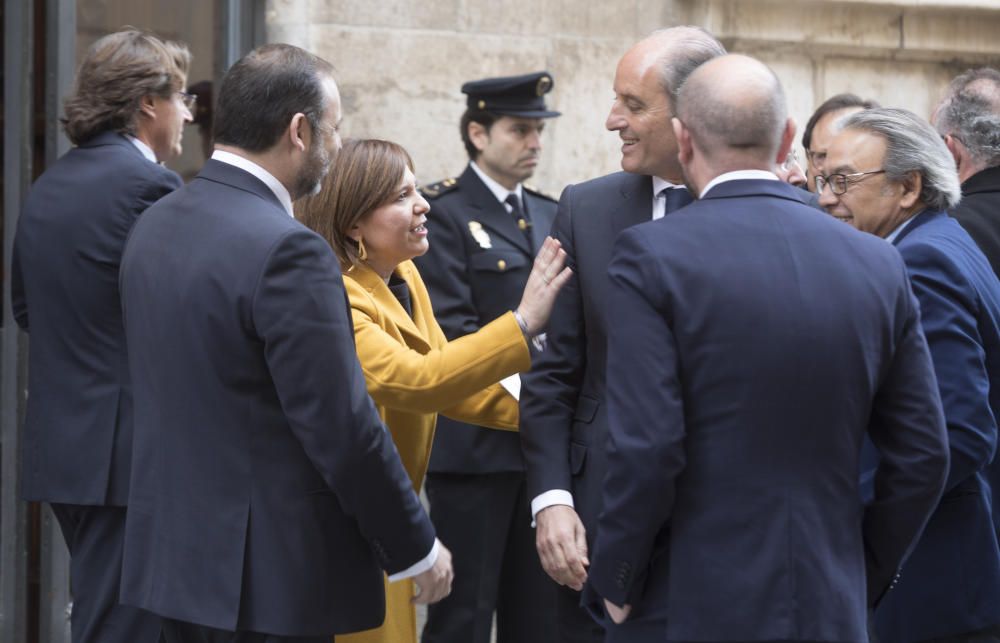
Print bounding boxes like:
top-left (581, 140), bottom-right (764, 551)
top-left (468, 221), bottom-right (492, 249)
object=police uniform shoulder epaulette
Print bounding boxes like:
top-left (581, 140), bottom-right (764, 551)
top-left (421, 177), bottom-right (460, 199)
top-left (523, 182), bottom-right (557, 202)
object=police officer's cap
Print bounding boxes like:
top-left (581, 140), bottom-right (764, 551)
top-left (462, 71), bottom-right (561, 119)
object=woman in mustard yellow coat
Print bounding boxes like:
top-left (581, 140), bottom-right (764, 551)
top-left (298, 139), bottom-right (569, 643)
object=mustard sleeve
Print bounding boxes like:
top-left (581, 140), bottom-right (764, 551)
top-left (352, 304), bottom-right (530, 418)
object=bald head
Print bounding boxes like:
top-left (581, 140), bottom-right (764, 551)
top-left (676, 54), bottom-right (787, 164)
top-left (606, 26), bottom-right (726, 179)
top-left (637, 27), bottom-right (729, 105)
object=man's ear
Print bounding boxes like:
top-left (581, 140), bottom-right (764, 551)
top-left (899, 170), bottom-right (924, 209)
top-left (943, 134), bottom-right (965, 173)
top-left (776, 117), bottom-right (797, 166)
top-left (672, 117), bottom-right (692, 165)
top-left (289, 112), bottom-right (309, 153)
top-left (468, 121), bottom-right (489, 154)
top-left (138, 95), bottom-right (157, 120)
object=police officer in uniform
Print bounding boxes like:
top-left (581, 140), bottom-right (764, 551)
top-left (415, 71), bottom-right (560, 643)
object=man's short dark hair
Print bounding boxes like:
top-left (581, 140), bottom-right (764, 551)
top-left (214, 44), bottom-right (336, 153)
top-left (802, 93), bottom-right (880, 150)
top-left (459, 108), bottom-right (499, 160)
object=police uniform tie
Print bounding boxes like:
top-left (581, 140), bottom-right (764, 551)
top-left (661, 186), bottom-right (693, 215)
top-left (505, 193), bottom-right (533, 247)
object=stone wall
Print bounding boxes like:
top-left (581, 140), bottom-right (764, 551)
top-left (266, 0), bottom-right (1000, 196)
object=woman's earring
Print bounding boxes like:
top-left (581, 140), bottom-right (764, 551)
top-left (358, 238), bottom-right (368, 261)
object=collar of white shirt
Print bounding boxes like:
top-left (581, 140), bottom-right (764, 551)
top-left (126, 135), bottom-right (158, 164)
top-left (211, 150), bottom-right (295, 218)
top-left (470, 161), bottom-right (523, 211)
top-left (651, 176), bottom-right (682, 220)
top-left (700, 169), bottom-right (779, 199)
top-left (884, 213), bottom-right (919, 244)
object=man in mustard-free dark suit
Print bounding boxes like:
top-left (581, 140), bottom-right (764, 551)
top-left (518, 28), bottom-right (727, 643)
top-left (11, 29), bottom-right (192, 643)
top-left (119, 44), bottom-right (450, 643)
top-left (415, 71), bottom-right (560, 643)
top-left (584, 55), bottom-right (949, 643)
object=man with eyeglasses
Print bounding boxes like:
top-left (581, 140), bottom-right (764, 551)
top-left (802, 93), bottom-right (880, 191)
top-left (10, 29), bottom-right (192, 643)
top-left (821, 107), bottom-right (1000, 643)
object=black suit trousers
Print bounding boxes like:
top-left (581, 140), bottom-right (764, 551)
top-left (422, 472), bottom-right (555, 643)
top-left (51, 503), bottom-right (161, 643)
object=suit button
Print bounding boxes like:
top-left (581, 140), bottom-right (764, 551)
top-left (518, 219), bottom-right (528, 231)
top-left (497, 260), bottom-right (507, 270)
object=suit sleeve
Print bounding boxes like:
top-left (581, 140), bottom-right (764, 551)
top-left (863, 256), bottom-right (949, 606)
top-left (519, 185), bottom-right (584, 498)
top-left (586, 228), bottom-right (686, 607)
top-left (252, 229), bottom-right (435, 574)
top-left (901, 241), bottom-right (997, 492)
top-left (350, 293), bottom-right (529, 419)
top-left (418, 197), bottom-right (482, 339)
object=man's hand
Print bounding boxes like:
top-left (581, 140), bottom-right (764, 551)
top-left (604, 600), bottom-right (632, 624)
top-left (535, 504), bottom-right (588, 590)
top-left (412, 540), bottom-right (453, 604)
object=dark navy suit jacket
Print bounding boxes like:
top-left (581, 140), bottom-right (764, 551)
top-left (11, 131), bottom-right (181, 506)
top-left (118, 160), bottom-right (435, 636)
top-left (416, 165), bottom-right (556, 474)
top-left (519, 171), bottom-right (656, 535)
top-left (866, 209), bottom-right (1000, 642)
top-left (585, 179), bottom-right (948, 642)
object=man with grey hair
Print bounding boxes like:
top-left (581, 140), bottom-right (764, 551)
top-left (822, 107), bottom-right (1000, 642)
top-left (583, 55), bottom-right (948, 642)
top-left (518, 26), bottom-right (726, 642)
top-left (934, 68), bottom-right (1000, 277)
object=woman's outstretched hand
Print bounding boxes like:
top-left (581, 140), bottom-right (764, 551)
top-left (515, 237), bottom-right (573, 336)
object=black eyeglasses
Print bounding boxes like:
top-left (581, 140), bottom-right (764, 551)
top-left (814, 169), bottom-right (886, 195)
top-left (177, 91), bottom-right (197, 111)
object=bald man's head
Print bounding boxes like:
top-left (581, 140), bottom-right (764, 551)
top-left (675, 54), bottom-right (788, 163)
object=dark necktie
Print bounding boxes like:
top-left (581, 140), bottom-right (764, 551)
top-left (661, 186), bottom-right (693, 215)
top-left (505, 193), bottom-right (533, 247)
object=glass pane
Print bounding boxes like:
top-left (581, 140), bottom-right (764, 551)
top-left (76, 0), bottom-right (217, 179)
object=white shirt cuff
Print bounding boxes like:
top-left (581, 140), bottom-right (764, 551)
top-left (530, 490), bottom-right (575, 526)
top-left (387, 538), bottom-right (440, 583)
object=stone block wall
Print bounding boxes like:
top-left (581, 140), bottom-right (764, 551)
top-left (266, 0), bottom-right (1000, 196)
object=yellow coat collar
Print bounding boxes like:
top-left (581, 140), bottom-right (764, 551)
top-left (346, 260), bottom-right (430, 351)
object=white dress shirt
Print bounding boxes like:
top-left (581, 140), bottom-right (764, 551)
top-left (210, 150), bottom-right (295, 218)
top-left (126, 135), bottom-right (158, 164)
top-left (885, 214), bottom-right (918, 244)
top-left (700, 169), bottom-right (779, 198)
top-left (470, 161), bottom-right (523, 210)
top-left (651, 175), bottom-right (684, 220)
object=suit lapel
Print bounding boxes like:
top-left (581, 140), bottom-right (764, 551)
top-left (891, 209), bottom-right (943, 246)
top-left (458, 167), bottom-right (532, 256)
top-left (524, 192), bottom-right (554, 252)
top-left (350, 261), bottom-right (430, 352)
top-left (609, 174), bottom-right (654, 238)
